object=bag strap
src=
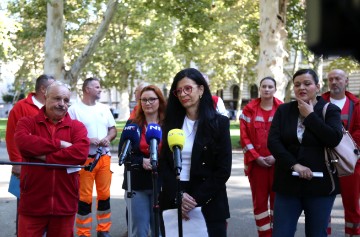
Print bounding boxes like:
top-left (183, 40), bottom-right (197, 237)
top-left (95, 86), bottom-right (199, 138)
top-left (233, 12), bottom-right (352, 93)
top-left (322, 102), bottom-right (330, 120)
top-left (346, 100), bottom-right (354, 130)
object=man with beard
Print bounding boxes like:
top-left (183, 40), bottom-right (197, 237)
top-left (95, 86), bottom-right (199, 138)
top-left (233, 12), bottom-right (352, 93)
top-left (322, 69), bottom-right (360, 236)
top-left (68, 77), bottom-right (117, 237)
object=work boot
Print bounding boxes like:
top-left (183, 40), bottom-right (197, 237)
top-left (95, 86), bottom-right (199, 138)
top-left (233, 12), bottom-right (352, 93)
top-left (97, 231), bottom-right (112, 237)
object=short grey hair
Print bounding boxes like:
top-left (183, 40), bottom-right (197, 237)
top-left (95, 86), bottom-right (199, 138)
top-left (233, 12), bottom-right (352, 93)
top-left (45, 81), bottom-right (70, 97)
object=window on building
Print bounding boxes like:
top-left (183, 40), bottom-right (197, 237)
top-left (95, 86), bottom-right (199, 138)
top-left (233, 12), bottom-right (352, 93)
top-left (250, 84), bottom-right (258, 98)
top-left (233, 85), bottom-right (239, 100)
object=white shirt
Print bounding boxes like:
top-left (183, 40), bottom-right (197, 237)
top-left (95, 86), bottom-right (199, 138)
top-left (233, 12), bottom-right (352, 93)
top-left (32, 95), bottom-right (43, 109)
top-left (68, 101), bottom-right (116, 155)
top-left (180, 116), bottom-right (197, 181)
top-left (330, 97), bottom-right (347, 110)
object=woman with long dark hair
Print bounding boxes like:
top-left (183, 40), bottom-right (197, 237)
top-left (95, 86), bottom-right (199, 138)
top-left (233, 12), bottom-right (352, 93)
top-left (159, 68), bottom-right (232, 237)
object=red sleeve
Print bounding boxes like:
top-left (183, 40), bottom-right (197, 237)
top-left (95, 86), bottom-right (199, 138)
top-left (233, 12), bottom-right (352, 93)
top-left (46, 120), bottom-right (89, 165)
top-left (240, 106), bottom-right (260, 164)
top-left (6, 106), bottom-right (23, 162)
top-left (350, 103), bottom-right (360, 146)
top-left (14, 117), bottom-right (62, 158)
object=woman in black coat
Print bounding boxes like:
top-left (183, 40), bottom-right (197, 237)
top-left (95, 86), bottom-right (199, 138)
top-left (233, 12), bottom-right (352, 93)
top-left (159, 68), bottom-right (232, 237)
top-left (268, 69), bottom-right (343, 237)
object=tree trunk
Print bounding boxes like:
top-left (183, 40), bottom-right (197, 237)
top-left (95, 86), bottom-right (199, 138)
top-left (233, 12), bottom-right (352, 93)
top-left (235, 69), bottom-right (244, 122)
top-left (65, 0), bottom-right (119, 86)
top-left (257, 0), bottom-right (288, 101)
top-left (44, 0), bottom-right (64, 79)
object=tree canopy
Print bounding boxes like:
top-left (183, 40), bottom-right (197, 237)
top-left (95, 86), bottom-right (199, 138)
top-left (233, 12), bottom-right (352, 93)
top-left (1, 0), bottom-right (358, 97)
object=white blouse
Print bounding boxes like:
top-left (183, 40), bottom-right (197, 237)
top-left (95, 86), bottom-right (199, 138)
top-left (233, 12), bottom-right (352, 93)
top-left (179, 116), bottom-right (197, 181)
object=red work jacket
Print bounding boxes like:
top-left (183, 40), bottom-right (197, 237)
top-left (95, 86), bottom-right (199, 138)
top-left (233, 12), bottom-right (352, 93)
top-left (240, 97), bottom-right (283, 175)
top-left (14, 108), bottom-right (89, 216)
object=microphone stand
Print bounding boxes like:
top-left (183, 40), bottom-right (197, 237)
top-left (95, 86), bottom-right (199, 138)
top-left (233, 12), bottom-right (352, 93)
top-left (0, 161), bottom-right (88, 169)
top-left (151, 158), bottom-right (160, 237)
top-left (88, 146), bottom-right (103, 172)
top-left (119, 143), bottom-right (134, 237)
top-left (173, 146), bottom-right (183, 237)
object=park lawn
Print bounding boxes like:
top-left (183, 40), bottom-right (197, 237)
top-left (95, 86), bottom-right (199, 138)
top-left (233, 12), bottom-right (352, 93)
top-left (0, 119), bottom-right (241, 150)
top-left (113, 120), bottom-right (241, 150)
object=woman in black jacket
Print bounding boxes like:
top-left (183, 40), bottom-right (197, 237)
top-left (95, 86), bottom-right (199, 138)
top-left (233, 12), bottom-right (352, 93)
top-left (268, 69), bottom-right (343, 237)
top-left (159, 68), bottom-right (232, 237)
top-left (119, 85), bottom-right (167, 237)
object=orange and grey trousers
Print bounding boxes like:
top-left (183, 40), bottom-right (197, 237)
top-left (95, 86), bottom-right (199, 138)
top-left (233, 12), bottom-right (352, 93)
top-left (76, 154), bottom-right (112, 237)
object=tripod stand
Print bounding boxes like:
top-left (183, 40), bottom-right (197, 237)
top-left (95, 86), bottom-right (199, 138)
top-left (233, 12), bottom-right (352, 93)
top-left (120, 144), bottom-right (135, 237)
top-left (151, 159), bottom-right (160, 237)
top-left (174, 148), bottom-right (183, 237)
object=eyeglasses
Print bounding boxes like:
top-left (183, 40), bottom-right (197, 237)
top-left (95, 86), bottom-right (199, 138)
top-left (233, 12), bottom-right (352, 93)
top-left (140, 97), bottom-right (158, 104)
top-left (173, 85), bottom-right (196, 97)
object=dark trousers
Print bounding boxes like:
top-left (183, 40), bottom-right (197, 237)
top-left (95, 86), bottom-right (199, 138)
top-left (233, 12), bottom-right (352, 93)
top-left (206, 220), bottom-right (227, 237)
top-left (272, 192), bottom-right (336, 237)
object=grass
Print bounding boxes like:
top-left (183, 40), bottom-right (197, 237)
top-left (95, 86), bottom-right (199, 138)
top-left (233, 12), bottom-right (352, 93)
top-left (114, 120), bottom-right (241, 149)
top-left (0, 119), bottom-right (241, 150)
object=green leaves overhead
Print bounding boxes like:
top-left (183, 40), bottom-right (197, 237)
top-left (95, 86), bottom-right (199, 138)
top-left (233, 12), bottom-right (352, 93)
top-left (4, 0), bottom-right (355, 96)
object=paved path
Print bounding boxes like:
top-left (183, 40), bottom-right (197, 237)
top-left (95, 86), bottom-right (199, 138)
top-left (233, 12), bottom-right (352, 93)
top-left (0, 144), bottom-right (345, 236)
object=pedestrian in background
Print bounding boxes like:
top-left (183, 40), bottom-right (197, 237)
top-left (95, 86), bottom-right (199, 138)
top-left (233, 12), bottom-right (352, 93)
top-left (268, 69), bottom-right (343, 237)
top-left (14, 81), bottom-right (89, 236)
top-left (159, 68), bottom-right (232, 237)
top-left (5, 74), bottom-right (55, 235)
top-left (68, 77), bottom-right (117, 237)
top-left (129, 82), bottom-right (150, 120)
top-left (202, 73), bottom-right (228, 116)
top-left (240, 77), bottom-right (282, 236)
top-left (322, 69), bottom-right (360, 236)
top-left (119, 85), bottom-right (166, 237)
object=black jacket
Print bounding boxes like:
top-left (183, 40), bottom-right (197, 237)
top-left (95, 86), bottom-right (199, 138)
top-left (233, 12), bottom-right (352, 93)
top-left (119, 120), bottom-right (154, 191)
top-left (159, 114), bottom-right (232, 221)
top-left (268, 96), bottom-right (343, 196)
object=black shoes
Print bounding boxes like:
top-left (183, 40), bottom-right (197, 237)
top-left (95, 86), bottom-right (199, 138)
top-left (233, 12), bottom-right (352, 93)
top-left (97, 231), bottom-right (112, 237)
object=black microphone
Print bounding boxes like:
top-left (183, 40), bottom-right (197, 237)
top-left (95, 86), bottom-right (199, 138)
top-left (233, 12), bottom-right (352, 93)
top-left (89, 146), bottom-right (103, 172)
top-left (167, 129), bottom-right (185, 175)
top-left (118, 124), bottom-right (140, 166)
top-left (145, 123), bottom-right (162, 168)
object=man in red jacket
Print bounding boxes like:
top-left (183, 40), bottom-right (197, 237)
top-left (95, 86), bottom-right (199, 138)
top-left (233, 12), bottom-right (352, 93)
top-left (322, 69), bottom-right (360, 236)
top-left (5, 74), bottom-right (54, 234)
top-left (14, 81), bottom-right (90, 237)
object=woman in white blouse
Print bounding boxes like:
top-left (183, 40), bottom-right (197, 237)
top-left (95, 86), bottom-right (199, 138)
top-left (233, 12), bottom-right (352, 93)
top-left (159, 68), bottom-right (232, 237)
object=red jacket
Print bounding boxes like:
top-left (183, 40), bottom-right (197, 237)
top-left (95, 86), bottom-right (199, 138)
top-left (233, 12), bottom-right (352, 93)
top-left (322, 91), bottom-right (360, 163)
top-left (14, 107), bottom-right (89, 216)
top-left (240, 97), bottom-right (283, 175)
top-left (6, 93), bottom-right (40, 162)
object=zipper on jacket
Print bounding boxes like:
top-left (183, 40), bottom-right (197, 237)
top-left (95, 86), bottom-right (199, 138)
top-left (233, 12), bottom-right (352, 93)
top-left (51, 169), bottom-right (55, 214)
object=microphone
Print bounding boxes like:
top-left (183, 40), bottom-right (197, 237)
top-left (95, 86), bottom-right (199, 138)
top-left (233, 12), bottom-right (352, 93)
top-left (145, 123), bottom-right (162, 168)
top-left (89, 146), bottom-right (103, 172)
top-left (118, 124), bottom-right (140, 166)
top-left (167, 129), bottom-right (185, 175)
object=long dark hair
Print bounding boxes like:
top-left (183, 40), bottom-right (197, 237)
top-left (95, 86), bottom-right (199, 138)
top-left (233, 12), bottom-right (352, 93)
top-left (162, 68), bottom-right (217, 144)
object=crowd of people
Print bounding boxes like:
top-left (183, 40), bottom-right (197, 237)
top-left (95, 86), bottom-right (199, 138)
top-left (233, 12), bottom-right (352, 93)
top-left (4, 67), bottom-right (360, 237)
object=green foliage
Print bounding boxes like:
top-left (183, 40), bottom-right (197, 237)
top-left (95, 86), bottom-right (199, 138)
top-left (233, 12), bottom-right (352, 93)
top-left (3, 0), bottom-right (357, 98)
top-left (194, 1), bottom-right (259, 89)
top-left (2, 94), bottom-right (14, 103)
top-left (326, 57), bottom-right (360, 73)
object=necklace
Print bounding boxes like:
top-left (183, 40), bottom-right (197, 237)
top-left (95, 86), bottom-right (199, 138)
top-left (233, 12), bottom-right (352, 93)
top-left (183, 116), bottom-right (197, 138)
